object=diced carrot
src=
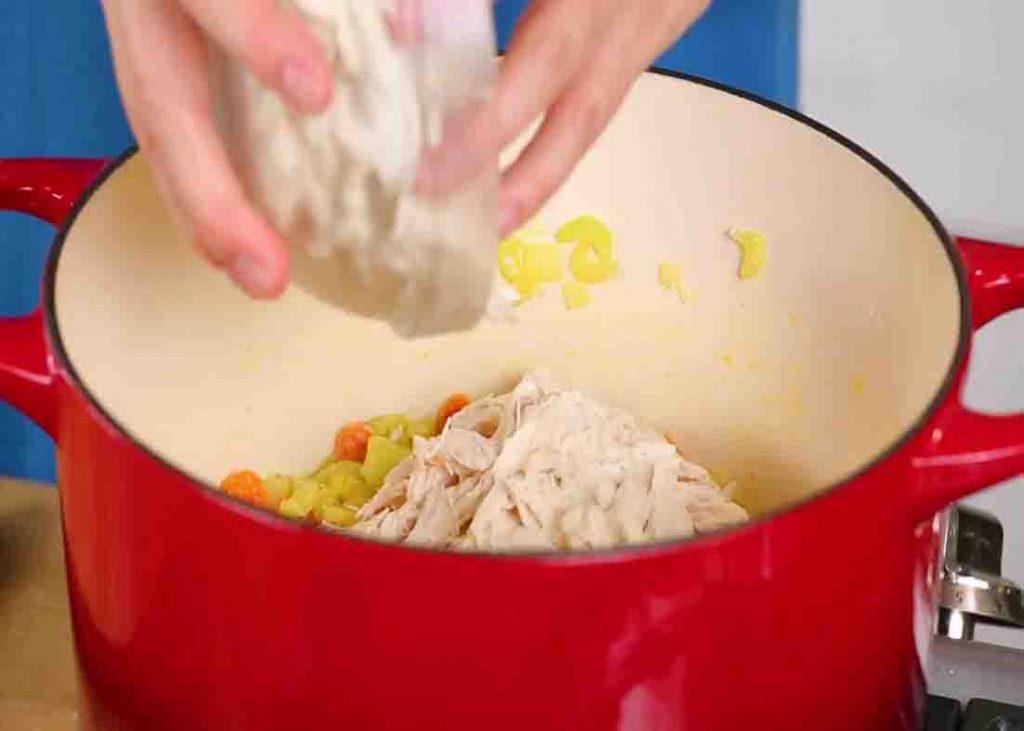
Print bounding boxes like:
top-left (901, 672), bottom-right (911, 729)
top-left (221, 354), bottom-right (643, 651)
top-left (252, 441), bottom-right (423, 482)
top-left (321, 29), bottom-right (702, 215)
top-left (334, 421), bottom-right (374, 462)
top-left (220, 470), bottom-right (268, 507)
top-left (435, 393), bottom-right (471, 434)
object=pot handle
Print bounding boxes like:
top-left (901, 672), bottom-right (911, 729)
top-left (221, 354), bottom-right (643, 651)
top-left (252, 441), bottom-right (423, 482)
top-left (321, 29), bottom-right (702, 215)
top-left (0, 159), bottom-right (108, 435)
top-left (912, 237), bottom-right (1024, 518)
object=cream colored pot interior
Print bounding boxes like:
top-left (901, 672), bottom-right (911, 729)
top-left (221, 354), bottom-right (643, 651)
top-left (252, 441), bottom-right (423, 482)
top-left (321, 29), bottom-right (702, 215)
top-left (54, 72), bottom-right (962, 518)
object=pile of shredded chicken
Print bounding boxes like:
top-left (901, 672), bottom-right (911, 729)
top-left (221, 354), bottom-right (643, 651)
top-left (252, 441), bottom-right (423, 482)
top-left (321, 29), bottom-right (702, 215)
top-left (350, 372), bottom-right (748, 550)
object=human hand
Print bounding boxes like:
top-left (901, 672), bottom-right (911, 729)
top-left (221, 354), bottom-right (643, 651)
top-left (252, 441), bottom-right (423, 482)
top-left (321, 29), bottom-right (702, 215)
top-left (100, 0), bottom-right (336, 298)
top-left (416, 0), bottom-right (711, 236)
top-left (101, 0), bottom-right (709, 299)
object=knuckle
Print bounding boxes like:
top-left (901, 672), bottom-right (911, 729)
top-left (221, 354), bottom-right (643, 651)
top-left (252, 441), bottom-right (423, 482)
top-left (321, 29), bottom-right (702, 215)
top-left (525, 25), bottom-right (585, 74)
top-left (564, 88), bottom-right (614, 142)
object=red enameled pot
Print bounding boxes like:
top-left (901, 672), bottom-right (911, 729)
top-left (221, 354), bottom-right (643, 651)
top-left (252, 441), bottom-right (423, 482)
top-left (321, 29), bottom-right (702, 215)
top-left (2, 70), bottom-right (1023, 731)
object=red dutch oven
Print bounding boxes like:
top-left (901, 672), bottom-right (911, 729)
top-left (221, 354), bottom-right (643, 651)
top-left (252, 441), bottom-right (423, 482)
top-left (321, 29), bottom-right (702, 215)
top-left (2, 70), bottom-right (1024, 731)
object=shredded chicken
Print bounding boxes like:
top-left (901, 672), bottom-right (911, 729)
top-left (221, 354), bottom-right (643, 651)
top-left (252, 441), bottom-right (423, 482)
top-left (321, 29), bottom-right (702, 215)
top-left (214, 0), bottom-right (499, 337)
top-left (353, 372), bottom-right (749, 550)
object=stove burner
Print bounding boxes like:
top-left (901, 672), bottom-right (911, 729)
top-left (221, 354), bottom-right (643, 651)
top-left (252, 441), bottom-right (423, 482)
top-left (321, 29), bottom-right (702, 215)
top-left (926, 696), bottom-right (961, 731)
top-left (926, 696), bottom-right (1024, 731)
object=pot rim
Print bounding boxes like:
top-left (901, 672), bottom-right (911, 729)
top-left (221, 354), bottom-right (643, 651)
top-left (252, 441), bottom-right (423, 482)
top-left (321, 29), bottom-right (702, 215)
top-left (40, 67), bottom-right (972, 563)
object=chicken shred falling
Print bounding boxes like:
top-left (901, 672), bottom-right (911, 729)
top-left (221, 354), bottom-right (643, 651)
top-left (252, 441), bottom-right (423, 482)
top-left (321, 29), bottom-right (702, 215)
top-left (351, 372), bottom-right (749, 550)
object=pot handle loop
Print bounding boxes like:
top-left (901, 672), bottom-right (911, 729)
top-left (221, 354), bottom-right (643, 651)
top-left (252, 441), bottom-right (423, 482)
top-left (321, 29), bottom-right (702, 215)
top-left (0, 158), bottom-right (108, 435)
top-left (912, 237), bottom-right (1024, 517)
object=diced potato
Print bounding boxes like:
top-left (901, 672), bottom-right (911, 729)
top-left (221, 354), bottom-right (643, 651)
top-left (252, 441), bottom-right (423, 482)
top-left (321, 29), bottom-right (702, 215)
top-left (360, 436), bottom-right (412, 488)
top-left (562, 281), bottom-right (591, 310)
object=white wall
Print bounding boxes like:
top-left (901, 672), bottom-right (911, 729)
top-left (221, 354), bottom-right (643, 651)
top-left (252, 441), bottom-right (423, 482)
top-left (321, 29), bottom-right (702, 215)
top-left (802, 1), bottom-right (1024, 649)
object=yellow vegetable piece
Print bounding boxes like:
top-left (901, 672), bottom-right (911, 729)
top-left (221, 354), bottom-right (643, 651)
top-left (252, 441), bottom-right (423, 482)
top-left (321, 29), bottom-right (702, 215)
top-left (323, 473), bottom-right (376, 509)
top-left (562, 281), bottom-right (591, 310)
top-left (322, 505), bottom-right (358, 528)
top-left (263, 474), bottom-right (294, 508)
top-left (499, 236), bottom-right (552, 300)
top-left (407, 417), bottom-right (436, 441)
top-left (498, 237), bottom-right (526, 284)
top-left (368, 413), bottom-right (407, 442)
top-left (279, 479), bottom-right (320, 519)
top-left (512, 275), bottom-right (541, 300)
top-left (523, 243), bottom-right (564, 283)
top-left (323, 472), bottom-right (363, 498)
top-left (360, 435), bottom-right (411, 489)
top-left (312, 460), bottom-right (363, 485)
top-left (556, 215), bottom-right (613, 256)
top-left (658, 262), bottom-right (683, 290)
top-left (346, 480), bottom-right (377, 508)
top-left (569, 242), bottom-right (618, 284)
top-left (728, 228), bottom-right (767, 281)
top-left (657, 261), bottom-right (690, 303)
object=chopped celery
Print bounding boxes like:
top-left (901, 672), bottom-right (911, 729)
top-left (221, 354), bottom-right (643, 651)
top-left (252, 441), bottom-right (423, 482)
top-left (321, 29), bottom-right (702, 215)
top-left (561, 281), bottom-right (591, 311)
top-left (325, 473), bottom-right (374, 506)
top-left (345, 479), bottom-right (376, 508)
top-left (407, 417), bottom-right (436, 440)
top-left (556, 215), bottom-right (613, 255)
top-left (498, 237), bottom-right (526, 284)
top-left (279, 479), bottom-right (320, 519)
top-left (569, 242), bottom-right (618, 284)
top-left (312, 460), bottom-right (363, 484)
top-left (263, 474), bottom-right (294, 507)
top-left (360, 436), bottom-right (411, 488)
top-left (728, 228), bottom-right (767, 281)
top-left (523, 243), bottom-right (564, 283)
top-left (368, 413), bottom-right (409, 443)
top-left (321, 505), bottom-right (358, 527)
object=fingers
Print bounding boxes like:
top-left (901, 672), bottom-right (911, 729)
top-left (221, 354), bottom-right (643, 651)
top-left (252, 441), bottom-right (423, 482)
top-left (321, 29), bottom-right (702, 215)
top-left (414, 0), bottom-right (600, 197)
top-left (498, 72), bottom-right (631, 235)
top-left (177, 0), bottom-right (332, 113)
top-left (103, 0), bottom-right (289, 298)
top-left (385, 0), bottom-right (425, 47)
top-left (498, 0), bottom-right (712, 233)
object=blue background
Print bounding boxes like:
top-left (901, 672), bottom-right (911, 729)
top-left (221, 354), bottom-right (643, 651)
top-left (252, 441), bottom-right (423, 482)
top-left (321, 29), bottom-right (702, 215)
top-left (0, 0), bottom-right (797, 483)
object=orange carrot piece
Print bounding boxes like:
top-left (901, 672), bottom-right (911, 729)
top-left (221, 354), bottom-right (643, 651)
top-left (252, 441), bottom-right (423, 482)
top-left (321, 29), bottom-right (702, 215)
top-left (220, 470), bottom-right (267, 507)
top-left (435, 393), bottom-right (471, 434)
top-left (334, 421), bottom-right (374, 462)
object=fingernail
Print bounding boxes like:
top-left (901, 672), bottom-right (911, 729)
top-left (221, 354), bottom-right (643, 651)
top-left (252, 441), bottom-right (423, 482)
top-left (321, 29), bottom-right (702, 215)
top-left (229, 254), bottom-right (276, 298)
top-left (499, 199), bottom-right (519, 236)
top-left (282, 58), bottom-right (330, 112)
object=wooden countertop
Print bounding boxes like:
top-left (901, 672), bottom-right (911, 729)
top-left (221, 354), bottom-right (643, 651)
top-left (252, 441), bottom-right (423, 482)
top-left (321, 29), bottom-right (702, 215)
top-left (0, 480), bottom-right (79, 730)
